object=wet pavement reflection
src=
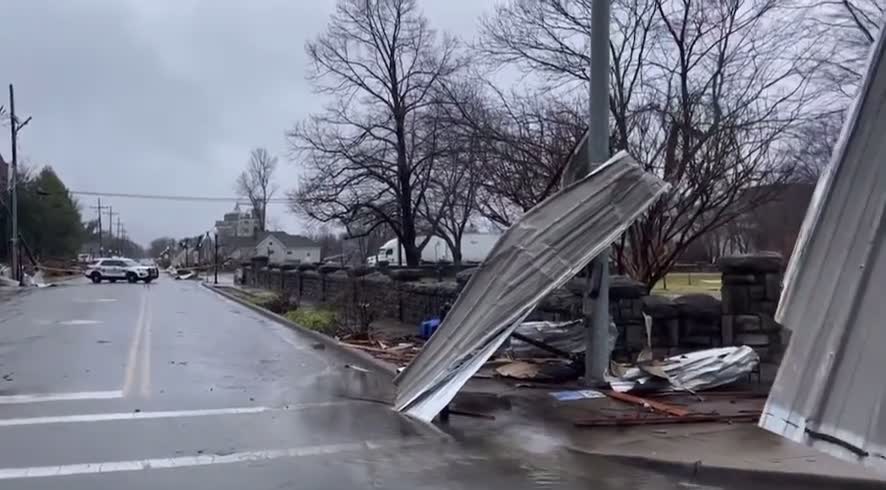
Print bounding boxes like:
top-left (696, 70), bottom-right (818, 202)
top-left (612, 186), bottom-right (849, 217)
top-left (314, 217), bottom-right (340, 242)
top-left (0, 281), bottom-right (845, 489)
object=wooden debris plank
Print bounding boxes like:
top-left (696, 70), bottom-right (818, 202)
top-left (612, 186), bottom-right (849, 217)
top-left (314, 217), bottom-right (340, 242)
top-left (603, 390), bottom-right (691, 417)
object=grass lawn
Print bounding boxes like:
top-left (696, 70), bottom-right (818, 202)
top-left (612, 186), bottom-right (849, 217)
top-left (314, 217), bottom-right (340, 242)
top-left (651, 272), bottom-right (722, 297)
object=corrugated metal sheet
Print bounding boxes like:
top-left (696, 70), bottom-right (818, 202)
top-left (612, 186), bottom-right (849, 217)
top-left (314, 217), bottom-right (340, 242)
top-left (759, 26), bottom-right (886, 472)
top-left (393, 152), bottom-right (668, 422)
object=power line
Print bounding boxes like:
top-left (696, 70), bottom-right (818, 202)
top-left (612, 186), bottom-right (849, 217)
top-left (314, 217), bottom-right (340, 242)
top-left (68, 190), bottom-right (291, 204)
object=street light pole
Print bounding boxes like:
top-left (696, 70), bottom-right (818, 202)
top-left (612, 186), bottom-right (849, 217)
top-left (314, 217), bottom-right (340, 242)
top-left (586, 0), bottom-right (612, 385)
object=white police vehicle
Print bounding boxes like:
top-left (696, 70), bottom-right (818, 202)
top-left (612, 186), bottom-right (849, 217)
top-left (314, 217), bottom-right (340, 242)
top-left (85, 258), bottom-right (159, 284)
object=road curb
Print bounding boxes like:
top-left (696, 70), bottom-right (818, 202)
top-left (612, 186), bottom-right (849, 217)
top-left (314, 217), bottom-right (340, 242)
top-left (566, 446), bottom-right (884, 488)
top-left (201, 282), bottom-right (399, 378)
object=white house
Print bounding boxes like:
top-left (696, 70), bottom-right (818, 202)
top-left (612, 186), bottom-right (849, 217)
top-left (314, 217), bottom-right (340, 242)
top-left (254, 232), bottom-right (320, 265)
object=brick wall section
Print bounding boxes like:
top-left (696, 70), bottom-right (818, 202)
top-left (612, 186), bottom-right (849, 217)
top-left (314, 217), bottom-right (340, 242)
top-left (719, 253), bottom-right (784, 361)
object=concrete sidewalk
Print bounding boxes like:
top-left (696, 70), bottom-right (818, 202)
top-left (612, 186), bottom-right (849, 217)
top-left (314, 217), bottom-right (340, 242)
top-left (448, 382), bottom-right (886, 487)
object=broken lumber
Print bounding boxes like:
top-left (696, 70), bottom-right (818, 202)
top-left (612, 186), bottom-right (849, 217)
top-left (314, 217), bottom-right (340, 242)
top-left (574, 413), bottom-right (760, 428)
top-left (603, 390), bottom-right (690, 417)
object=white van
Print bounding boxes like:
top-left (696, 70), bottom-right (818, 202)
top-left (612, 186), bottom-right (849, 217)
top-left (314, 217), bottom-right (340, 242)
top-left (371, 234), bottom-right (500, 265)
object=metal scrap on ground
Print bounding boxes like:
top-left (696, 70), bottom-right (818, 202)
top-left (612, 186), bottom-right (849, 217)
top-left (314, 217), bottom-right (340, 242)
top-left (759, 20), bottom-right (886, 473)
top-left (605, 346), bottom-right (760, 393)
top-left (393, 151), bottom-right (669, 422)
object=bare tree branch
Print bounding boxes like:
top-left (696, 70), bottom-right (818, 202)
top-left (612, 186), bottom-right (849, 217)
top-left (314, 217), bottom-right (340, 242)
top-left (480, 0), bottom-right (823, 286)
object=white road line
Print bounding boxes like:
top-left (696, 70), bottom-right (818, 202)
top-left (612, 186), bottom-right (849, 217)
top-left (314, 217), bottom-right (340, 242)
top-left (0, 438), bottom-right (427, 480)
top-left (0, 391), bottom-right (124, 405)
top-left (0, 400), bottom-right (368, 426)
top-left (58, 320), bottom-right (102, 326)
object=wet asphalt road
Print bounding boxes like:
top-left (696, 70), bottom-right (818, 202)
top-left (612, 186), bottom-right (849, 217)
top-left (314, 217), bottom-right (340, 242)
top-left (0, 278), bottom-right (814, 489)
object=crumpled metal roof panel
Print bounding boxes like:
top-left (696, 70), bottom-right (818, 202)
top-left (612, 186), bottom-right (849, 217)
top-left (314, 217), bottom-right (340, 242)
top-left (760, 26), bottom-right (886, 472)
top-left (393, 151), bottom-right (668, 422)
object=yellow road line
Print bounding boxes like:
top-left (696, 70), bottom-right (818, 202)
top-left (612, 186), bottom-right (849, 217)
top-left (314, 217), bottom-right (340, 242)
top-left (139, 294), bottom-right (152, 397)
top-left (122, 292), bottom-right (147, 396)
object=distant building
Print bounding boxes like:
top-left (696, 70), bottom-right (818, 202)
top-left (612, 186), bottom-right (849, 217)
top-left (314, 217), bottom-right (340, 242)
top-left (215, 204), bottom-right (259, 239)
top-left (253, 232), bottom-right (320, 265)
top-left (680, 182), bottom-right (815, 263)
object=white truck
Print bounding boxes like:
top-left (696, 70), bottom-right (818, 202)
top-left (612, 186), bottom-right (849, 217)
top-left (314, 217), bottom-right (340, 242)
top-left (371, 233), bottom-right (500, 265)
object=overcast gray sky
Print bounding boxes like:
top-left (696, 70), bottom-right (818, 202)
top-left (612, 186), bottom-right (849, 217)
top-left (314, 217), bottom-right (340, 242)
top-left (0, 0), bottom-right (488, 246)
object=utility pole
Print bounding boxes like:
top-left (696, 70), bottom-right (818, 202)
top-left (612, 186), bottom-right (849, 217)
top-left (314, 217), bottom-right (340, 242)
top-left (214, 233), bottom-right (219, 284)
top-left (585, 0), bottom-right (612, 386)
top-left (116, 218), bottom-right (123, 255)
top-left (90, 198), bottom-right (106, 254)
top-left (7, 84), bottom-right (31, 284)
top-left (106, 206), bottom-right (117, 241)
top-left (106, 207), bottom-right (117, 255)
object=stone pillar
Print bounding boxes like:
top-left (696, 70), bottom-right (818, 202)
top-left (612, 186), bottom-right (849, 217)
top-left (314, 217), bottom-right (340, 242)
top-left (607, 276), bottom-right (647, 357)
top-left (719, 253), bottom-right (783, 361)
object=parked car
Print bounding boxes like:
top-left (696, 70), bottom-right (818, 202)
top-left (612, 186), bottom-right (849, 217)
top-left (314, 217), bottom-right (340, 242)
top-left (85, 258), bottom-right (159, 284)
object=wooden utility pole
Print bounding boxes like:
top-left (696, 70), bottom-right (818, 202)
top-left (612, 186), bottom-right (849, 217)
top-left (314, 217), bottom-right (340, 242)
top-left (90, 198), bottom-right (106, 254)
top-left (7, 84), bottom-right (31, 283)
top-left (106, 206), bottom-right (117, 240)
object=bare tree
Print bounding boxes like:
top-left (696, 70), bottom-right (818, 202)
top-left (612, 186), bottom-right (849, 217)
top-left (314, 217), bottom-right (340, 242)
top-left (440, 80), bottom-right (587, 228)
top-left (481, 0), bottom-right (821, 286)
top-left (803, 0), bottom-right (885, 98)
top-left (236, 148), bottom-right (278, 232)
top-left (413, 86), bottom-right (486, 263)
top-left (288, 0), bottom-right (461, 267)
top-left (785, 111), bottom-right (845, 184)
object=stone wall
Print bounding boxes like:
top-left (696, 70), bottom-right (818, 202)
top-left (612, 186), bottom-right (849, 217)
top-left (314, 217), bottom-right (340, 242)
top-left (719, 253), bottom-right (784, 361)
top-left (240, 254), bottom-right (784, 360)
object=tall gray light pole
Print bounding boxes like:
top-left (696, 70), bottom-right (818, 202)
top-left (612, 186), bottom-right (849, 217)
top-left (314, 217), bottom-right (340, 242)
top-left (586, 0), bottom-right (611, 385)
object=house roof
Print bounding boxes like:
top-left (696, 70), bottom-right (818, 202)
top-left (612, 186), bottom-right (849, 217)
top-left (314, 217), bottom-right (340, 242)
top-left (258, 231), bottom-right (318, 248)
top-left (220, 235), bottom-right (259, 249)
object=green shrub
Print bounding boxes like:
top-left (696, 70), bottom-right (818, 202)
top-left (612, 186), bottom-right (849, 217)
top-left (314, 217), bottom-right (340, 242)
top-left (285, 307), bottom-right (337, 335)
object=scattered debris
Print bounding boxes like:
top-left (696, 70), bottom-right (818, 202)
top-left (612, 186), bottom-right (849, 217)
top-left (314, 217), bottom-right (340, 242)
top-left (575, 413), bottom-right (760, 427)
top-left (342, 339), bottom-right (421, 367)
top-left (448, 408), bottom-right (496, 420)
top-left (550, 390), bottom-right (606, 401)
top-left (494, 360), bottom-right (579, 382)
top-left (508, 320), bottom-right (584, 360)
top-left (496, 361), bottom-right (540, 380)
top-left (344, 364), bottom-right (369, 373)
top-left (603, 390), bottom-right (690, 417)
top-left (605, 346), bottom-right (759, 393)
top-left (394, 151), bottom-right (669, 422)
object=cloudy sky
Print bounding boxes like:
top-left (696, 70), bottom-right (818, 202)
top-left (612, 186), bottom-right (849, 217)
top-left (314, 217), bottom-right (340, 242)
top-left (0, 0), bottom-right (489, 246)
